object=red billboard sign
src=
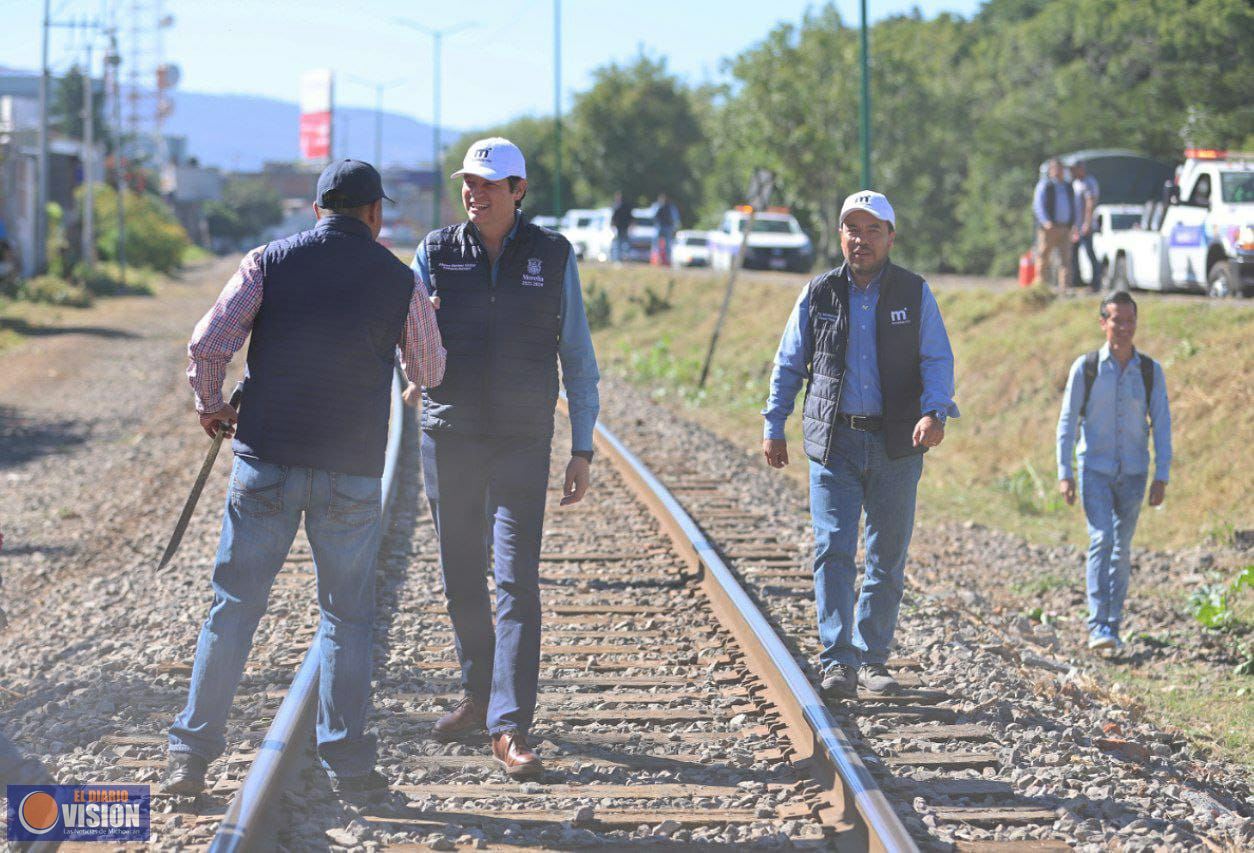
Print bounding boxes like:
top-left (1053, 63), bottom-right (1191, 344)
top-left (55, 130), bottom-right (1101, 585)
top-left (299, 70), bottom-right (334, 162)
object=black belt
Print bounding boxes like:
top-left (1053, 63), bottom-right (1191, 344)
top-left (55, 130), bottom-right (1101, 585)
top-left (837, 413), bottom-right (883, 432)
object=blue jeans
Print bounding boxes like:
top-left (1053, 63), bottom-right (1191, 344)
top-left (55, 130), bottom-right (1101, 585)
top-left (611, 234), bottom-right (629, 262)
top-left (169, 457), bottom-right (382, 777)
top-left (809, 423), bottom-right (924, 669)
top-left (1080, 468), bottom-right (1147, 636)
top-left (421, 430), bottom-right (550, 735)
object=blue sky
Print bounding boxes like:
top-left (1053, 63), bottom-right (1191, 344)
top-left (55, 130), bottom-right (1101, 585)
top-left (3, 0), bottom-right (983, 130)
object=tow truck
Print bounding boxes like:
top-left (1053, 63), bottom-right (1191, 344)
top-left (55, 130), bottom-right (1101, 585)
top-left (709, 206), bottom-right (815, 273)
top-left (1104, 149), bottom-right (1254, 297)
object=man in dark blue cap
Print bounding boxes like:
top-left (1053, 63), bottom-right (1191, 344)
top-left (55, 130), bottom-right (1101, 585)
top-left (163, 159), bottom-right (446, 797)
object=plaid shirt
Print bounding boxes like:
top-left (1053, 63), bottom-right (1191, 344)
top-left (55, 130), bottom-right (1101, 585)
top-left (187, 246), bottom-right (445, 413)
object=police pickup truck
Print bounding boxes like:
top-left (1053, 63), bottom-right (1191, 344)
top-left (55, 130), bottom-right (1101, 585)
top-left (709, 207), bottom-right (815, 273)
top-left (1104, 150), bottom-right (1254, 297)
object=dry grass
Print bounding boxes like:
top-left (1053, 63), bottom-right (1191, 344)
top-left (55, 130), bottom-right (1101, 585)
top-left (585, 263), bottom-right (1253, 550)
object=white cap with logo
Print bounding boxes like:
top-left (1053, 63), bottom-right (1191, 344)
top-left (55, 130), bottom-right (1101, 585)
top-left (839, 190), bottom-right (895, 228)
top-left (451, 136), bottom-right (527, 181)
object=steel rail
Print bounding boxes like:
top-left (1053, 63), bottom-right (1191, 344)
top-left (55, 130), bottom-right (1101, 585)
top-left (210, 369), bottom-right (407, 853)
top-left (590, 418), bottom-right (919, 853)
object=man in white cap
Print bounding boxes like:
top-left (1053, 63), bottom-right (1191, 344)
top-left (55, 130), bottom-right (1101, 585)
top-left (408, 137), bottom-right (600, 778)
top-left (762, 191), bottom-right (958, 700)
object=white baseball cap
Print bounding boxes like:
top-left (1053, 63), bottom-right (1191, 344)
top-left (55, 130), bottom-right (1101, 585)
top-left (451, 136), bottom-right (527, 181)
top-left (839, 190), bottom-right (895, 228)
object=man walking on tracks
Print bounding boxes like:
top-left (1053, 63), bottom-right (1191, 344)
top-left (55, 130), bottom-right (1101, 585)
top-left (165, 160), bottom-right (445, 796)
top-left (1057, 291), bottom-right (1171, 653)
top-left (762, 191), bottom-right (958, 701)
top-left (412, 138), bottom-right (600, 779)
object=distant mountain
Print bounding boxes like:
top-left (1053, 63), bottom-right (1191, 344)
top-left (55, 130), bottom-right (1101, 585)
top-left (165, 89), bottom-right (445, 172)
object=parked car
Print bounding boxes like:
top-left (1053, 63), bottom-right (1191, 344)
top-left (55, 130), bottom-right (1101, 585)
top-left (671, 230), bottom-right (712, 267)
top-left (560, 208), bottom-right (613, 261)
top-left (531, 214), bottom-right (560, 230)
top-left (709, 207), bottom-right (814, 272)
top-left (1077, 204), bottom-right (1143, 285)
top-left (1103, 149), bottom-right (1254, 296)
top-left (622, 208), bottom-right (657, 263)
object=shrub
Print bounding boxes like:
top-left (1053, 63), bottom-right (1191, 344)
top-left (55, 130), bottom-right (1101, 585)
top-left (20, 275), bottom-right (93, 307)
top-left (82, 183), bottom-right (191, 273)
top-left (584, 279), bottom-right (612, 331)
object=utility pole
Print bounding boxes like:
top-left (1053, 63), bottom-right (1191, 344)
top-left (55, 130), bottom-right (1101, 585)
top-left (553, 0), bottom-right (562, 216)
top-left (105, 28), bottom-right (126, 286)
top-left (395, 19), bottom-right (476, 230)
top-left (859, 0), bottom-right (872, 189)
top-left (82, 44), bottom-right (97, 271)
top-left (37, 0), bottom-right (51, 274)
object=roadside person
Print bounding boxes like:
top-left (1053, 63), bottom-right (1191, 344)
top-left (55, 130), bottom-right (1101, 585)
top-left (1056, 291), bottom-right (1171, 652)
top-left (411, 137), bottom-right (600, 780)
top-left (610, 191), bottom-right (633, 263)
top-left (652, 192), bottom-right (680, 265)
top-left (1071, 161), bottom-right (1101, 291)
top-left (761, 190), bottom-right (958, 701)
top-left (1033, 158), bottom-right (1076, 294)
top-left (164, 159), bottom-right (446, 797)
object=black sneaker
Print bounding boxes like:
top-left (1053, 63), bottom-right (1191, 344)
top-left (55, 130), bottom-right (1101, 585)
top-left (820, 664), bottom-right (858, 701)
top-left (331, 768), bottom-right (390, 797)
top-left (859, 663), bottom-right (898, 695)
top-left (161, 752), bottom-right (208, 796)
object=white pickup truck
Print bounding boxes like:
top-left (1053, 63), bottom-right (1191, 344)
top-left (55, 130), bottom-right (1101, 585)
top-left (709, 207), bottom-right (815, 273)
top-left (1104, 151), bottom-right (1254, 297)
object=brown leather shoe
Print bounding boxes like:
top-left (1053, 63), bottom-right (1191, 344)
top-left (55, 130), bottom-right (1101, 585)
top-left (432, 695), bottom-right (487, 741)
top-left (492, 730), bottom-right (544, 779)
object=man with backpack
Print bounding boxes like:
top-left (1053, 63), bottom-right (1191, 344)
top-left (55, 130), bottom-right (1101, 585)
top-left (1056, 292), bottom-right (1172, 652)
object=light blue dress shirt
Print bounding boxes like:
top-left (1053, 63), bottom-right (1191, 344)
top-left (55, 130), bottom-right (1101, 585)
top-left (762, 265), bottom-right (960, 440)
top-left (1056, 344), bottom-right (1171, 483)
top-left (411, 213), bottom-right (601, 453)
top-left (1033, 177), bottom-right (1074, 226)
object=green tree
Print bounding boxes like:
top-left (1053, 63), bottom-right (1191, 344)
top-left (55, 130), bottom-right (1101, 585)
top-left (85, 183), bottom-right (190, 273)
top-left (205, 179), bottom-right (284, 244)
top-left (565, 54), bottom-right (704, 218)
top-left (52, 65), bottom-right (111, 150)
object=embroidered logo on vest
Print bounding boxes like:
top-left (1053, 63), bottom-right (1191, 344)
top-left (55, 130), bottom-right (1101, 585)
top-left (437, 261), bottom-right (477, 272)
top-left (890, 307), bottom-right (910, 325)
top-left (522, 257), bottom-right (545, 286)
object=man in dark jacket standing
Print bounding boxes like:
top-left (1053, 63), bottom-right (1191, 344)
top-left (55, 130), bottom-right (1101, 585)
top-left (610, 192), bottom-right (633, 262)
top-left (164, 160), bottom-right (446, 796)
top-left (762, 191), bottom-right (958, 701)
top-left (412, 137), bottom-right (600, 779)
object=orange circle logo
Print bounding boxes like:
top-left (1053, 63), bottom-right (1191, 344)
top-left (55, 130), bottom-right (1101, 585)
top-left (18, 791), bottom-right (59, 834)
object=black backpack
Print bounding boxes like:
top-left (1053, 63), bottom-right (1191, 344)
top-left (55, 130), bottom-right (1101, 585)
top-left (1080, 350), bottom-right (1155, 423)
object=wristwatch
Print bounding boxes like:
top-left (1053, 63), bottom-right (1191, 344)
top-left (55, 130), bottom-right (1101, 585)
top-left (572, 450), bottom-right (594, 462)
top-left (926, 409), bottom-right (947, 424)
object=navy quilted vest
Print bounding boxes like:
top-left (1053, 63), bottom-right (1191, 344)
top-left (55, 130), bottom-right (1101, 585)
top-left (420, 217), bottom-right (568, 437)
top-left (233, 215), bottom-right (413, 477)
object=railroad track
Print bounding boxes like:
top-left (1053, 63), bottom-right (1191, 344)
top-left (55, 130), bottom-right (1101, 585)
top-left (141, 382), bottom-right (1078, 851)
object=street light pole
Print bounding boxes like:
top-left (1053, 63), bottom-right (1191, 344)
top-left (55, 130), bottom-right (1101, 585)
top-left (859, 0), bottom-right (872, 189)
top-left (341, 75), bottom-right (406, 171)
top-left (395, 19), bottom-right (476, 230)
top-left (37, 0), bottom-right (51, 274)
top-left (553, 0), bottom-right (562, 216)
top-left (82, 43), bottom-right (96, 271)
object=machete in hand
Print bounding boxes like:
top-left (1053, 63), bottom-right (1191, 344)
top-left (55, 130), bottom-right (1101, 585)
top-left (156, 381), bottom-right (244, 572)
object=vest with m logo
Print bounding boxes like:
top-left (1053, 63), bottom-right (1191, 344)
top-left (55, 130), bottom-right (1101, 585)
top-left (801, 261), bottom-right (926, 463)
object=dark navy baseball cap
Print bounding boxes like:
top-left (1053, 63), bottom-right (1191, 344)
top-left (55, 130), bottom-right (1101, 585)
top-left (315, 159), bottom-right (393, 209)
